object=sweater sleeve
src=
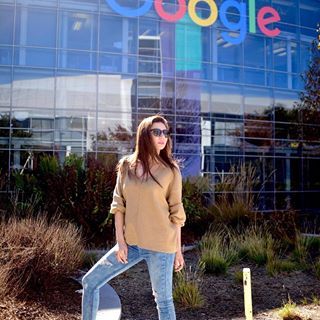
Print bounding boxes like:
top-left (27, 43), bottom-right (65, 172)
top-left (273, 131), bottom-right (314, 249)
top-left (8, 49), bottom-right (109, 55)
top-left (110, 168), bottom-right (126, 215)
top-left (167, 167), bottom-right (186, 226)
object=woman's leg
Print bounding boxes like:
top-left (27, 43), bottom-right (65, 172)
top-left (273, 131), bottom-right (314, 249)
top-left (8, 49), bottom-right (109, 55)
top-left (82, 245), bottom-right (142, 320)
top-left (144, 250), bottom-right (176, 320)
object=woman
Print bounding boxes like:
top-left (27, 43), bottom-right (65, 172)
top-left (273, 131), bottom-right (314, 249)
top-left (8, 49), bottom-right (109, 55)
top-left (82, 115), bottom-right (186, 320)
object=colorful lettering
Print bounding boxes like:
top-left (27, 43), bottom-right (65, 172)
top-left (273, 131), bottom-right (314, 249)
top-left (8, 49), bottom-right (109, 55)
top-left (106, 0), bottom-right (281, 43)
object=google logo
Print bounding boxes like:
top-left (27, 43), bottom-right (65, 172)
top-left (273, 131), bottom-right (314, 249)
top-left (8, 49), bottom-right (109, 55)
top-left (106, 0), bottom-right (281, 44)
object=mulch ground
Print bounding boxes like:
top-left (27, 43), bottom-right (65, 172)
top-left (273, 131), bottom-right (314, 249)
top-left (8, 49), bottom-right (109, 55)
top-left (1, 249), bottom-right (320, 320)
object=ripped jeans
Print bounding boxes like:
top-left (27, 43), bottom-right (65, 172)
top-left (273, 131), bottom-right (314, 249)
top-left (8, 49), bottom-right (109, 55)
top-left (82, 244), bottom-right (176, 320)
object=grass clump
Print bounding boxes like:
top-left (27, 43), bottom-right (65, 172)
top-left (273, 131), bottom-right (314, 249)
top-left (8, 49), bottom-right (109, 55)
top-left (266, 257), bottom-right (298, 276)
top-left (238, 226), bottom-right (275, 266)
top-left (278, 298), bottom-right (303, 320)
top-left (233, 270), bottom-right (243, 284)
top-left (0, 214), bottom-right (84, 298)
top-left (199, 229), bottom-right (238, 275)
top-left (315, 258), bottom-right (320, 279)
top-left (173, 266), bottom-right (204, 308)
top-left (291, 233), bottom-right (311, 269)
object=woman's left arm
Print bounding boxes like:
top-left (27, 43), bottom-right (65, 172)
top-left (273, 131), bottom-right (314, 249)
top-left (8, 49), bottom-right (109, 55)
top-left (174, 224), bottom-right (184, 272)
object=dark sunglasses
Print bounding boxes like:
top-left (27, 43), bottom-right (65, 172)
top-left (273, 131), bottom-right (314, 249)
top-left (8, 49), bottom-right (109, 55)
top-left (150, 128), bottom-right (170, 138)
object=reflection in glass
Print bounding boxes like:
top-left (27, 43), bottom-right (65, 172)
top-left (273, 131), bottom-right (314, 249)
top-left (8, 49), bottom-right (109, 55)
top-left (99, 15), bottom-right (137, 54)
top-left (0, 5), bottom-right (14, 45)
top-left (59, 50), bottom-right (97, 70)
top-left (14, 48), bottom-right (56, 67)
top-left (56, 71), bottom-right (96, 110)
top-left (13, 68), bottom-right (55, 109)
top-left (15, 7), bottom-right (57, 47)
top-left (59, 11), bottom-right (97, 50)
top-left (0, 67), bottom-right (11, 106)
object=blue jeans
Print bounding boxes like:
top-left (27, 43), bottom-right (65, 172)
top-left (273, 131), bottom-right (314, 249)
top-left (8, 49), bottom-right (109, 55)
top-left (82, 244), bottom-right (176, 320)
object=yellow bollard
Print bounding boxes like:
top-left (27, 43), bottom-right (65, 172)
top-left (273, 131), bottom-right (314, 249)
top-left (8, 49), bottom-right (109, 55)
top-left (243, 268), bottom-right (253, 320)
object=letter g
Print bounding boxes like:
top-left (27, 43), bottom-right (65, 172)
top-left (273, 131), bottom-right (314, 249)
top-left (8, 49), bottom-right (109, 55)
top-left (106, 0), bottom-right (153, 17)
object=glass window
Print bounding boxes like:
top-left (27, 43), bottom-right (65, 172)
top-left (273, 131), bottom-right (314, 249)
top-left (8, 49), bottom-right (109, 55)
top-left (138, 76), bottom-right (161, 113)
top-left (300, 42), bottom-right (311, 73)
top-left (60, 0), bottom-right (99, 11)
top-left (16, 0), bottom-right (58, 6)
top-left (176, 79), bottom-right (202, 117)
top-left (15, 7), bottom-right (57, 47)
top-left (176, 16), bottom-right (202, 72)
top-left (274, 90), bottom-right (299, 122)
top-left (272, 0), bottom-right (298, 24)
top-left (14, 48), bottom-right (56, 67)
top-left (0, 67), bottom-right (11, 106)
top-left (0, 46), bottom-right (12, 65)
top-left (291, 42), bottom-right (300, 74)
top-left (58, 50), bottom-right (97, 70)
top-left (139, 18), bottom-right (175, 60)
top-left (217, 32), bottom-right (243, 66)
top-left (55, 109), bottom-right (96, 132)
top-left (0, 5), bottom-right (14, 45)
top-left (56, 71), bottom-right (97, 110)
top-left (273, 39), bottom-right (288, 72)
top-left (99, 15), bottom-right (137, 54)
top-left (218, 65), bottom-right (242, 83)
top-left (244, 35), bottom-right (265, 69)
top-left (98, 73), bottom-right (137, 113)
top-left (211, 83), bottom-right (242, 115)
top-left (58, 11), bottom-right (97, 50)
top-left (99, 53), bottom-right (136, 74)
top-left (244, 87), bottom-right (272, 120)
top-left (244, 69), bottom-right (266, 86)
top-left (160, 78), bottom-right (175, 114)
top-left (300, 0), bottom-right (320, 28)
top-left (274, 72), bottom-right (288, 88)
top-left (12, 68), bottom-right (55, 109)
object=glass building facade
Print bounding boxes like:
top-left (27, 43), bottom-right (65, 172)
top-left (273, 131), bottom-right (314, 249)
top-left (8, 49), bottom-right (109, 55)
top-left (0, 0), bottom-right (319, 211)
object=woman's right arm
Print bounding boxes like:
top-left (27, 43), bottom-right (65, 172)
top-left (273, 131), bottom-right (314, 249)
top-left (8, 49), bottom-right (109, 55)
top-left (114, 211), bottom-right (128, 264)
top-left (110, 160), bottom-right (128, 263)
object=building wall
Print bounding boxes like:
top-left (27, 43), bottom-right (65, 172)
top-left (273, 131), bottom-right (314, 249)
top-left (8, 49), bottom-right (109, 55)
top-left (0, 0), bottom-right (320, 211)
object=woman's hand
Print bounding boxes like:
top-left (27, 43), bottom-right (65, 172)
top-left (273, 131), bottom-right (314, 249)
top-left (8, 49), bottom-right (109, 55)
top-left (174, 251), bottom-right (184, 272)
top-left (116, 240), bottom-right (128, 264)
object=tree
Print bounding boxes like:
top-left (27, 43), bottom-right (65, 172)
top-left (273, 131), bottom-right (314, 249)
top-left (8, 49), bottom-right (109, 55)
top-left (294, 26), bottom-right (320, 141)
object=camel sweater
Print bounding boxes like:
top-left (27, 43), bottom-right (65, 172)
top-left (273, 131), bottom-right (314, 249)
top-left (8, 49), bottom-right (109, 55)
top-left (110, 163), bottom-right (186, 253)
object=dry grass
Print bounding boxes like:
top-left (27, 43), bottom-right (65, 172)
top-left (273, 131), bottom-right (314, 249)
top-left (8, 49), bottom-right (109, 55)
top-left (173, 266), bottom-right (204, 308)
top-left (0, 214), bottom-right (84, 298)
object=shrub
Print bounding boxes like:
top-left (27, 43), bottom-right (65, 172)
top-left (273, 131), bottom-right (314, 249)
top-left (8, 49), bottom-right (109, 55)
top-left (291, 233), bottom-right (311, 269)
top-left (238, 226), bottom-right (275, 266)
top-left (278, 298), bottom-right (303, 320)
top-left (0, 215), bottom-right (84, 298)
top-left (182, 176), bottom-right (212, 237)
top-left (173, 266), bottom-right (204, 308)
top-left (314, 258), bottom-right (320, 279)
top-left (11, 154), bottom-right (117, 247)
top-left (266, 258), bottom-right (298, 276)
top-left (234, 270), bottom-right (243, 284)
top-left (210, 163), bottom-right (259, 226)
top-left (199, 229), bottom-right (238, 275)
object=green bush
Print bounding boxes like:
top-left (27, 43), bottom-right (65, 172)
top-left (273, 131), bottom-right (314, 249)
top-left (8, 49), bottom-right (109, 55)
top-left (199, 229), bottom-right (238, 275)
top-left (314, 258), bottom-right (320, 279)
top-left (0, 215), bottom-right (84, 298)
top-left (238, 226), bottom-right (275, 266)
top-left (182, 176), bottom-right (212, 237)
top-left (11, 154), bottom-right (117, 246)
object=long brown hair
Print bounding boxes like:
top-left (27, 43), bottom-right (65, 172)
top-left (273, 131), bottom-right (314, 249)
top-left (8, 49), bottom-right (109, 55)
top-left (119, 115), bottom-right (177, 186)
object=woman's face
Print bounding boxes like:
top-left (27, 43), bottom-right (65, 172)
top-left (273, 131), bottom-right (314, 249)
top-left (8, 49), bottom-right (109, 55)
top-left (149, 122), bottom-right (169, 155)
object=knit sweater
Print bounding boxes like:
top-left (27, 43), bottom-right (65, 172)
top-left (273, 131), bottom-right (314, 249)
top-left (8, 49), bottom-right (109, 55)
top-left (110, 161), bottom-right (186, 253)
